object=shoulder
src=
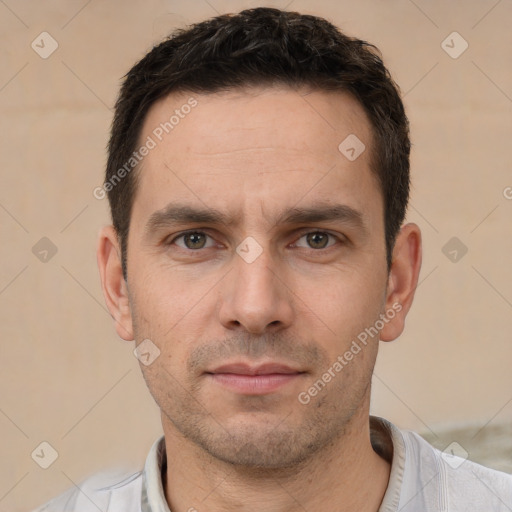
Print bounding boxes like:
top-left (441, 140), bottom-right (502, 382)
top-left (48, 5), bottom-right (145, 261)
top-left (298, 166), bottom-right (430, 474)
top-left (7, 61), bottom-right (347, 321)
top-left (32, 468), bottom-right (143, 512)
top-left (403, 428), bottom-right (512, 509)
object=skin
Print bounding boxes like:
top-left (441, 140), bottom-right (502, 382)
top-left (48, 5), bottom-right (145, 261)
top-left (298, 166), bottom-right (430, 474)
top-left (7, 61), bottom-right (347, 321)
top-left (97, 86), bottom-right (422, 512)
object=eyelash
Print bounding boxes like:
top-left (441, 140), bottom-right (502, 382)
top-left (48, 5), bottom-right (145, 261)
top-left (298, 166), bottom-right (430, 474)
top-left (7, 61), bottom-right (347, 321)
top-left (167, 230), bottom-right (342, 251)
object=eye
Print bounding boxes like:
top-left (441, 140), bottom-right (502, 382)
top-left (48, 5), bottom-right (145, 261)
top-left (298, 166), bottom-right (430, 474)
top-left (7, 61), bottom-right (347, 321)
top-left (294, 231), bottom-right (338, 250)
top-left (172, 231), bottom-right (216, 250)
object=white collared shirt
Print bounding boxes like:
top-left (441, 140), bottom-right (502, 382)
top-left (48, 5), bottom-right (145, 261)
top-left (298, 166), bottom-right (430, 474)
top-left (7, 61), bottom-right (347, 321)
top-left (33, 416), bottom-right (512, 511)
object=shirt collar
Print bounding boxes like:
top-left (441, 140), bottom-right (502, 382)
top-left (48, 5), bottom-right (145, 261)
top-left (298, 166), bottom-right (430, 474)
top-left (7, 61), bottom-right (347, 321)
top-left (371, 415), bottom-right (406, 511)
top-left (141, 436), bottom-right (170, 512)
top-left (141, 415), bottom-right (405, 512)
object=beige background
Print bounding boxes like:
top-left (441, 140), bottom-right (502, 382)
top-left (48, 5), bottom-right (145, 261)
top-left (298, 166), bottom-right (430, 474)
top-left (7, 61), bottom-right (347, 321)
top-left (1, 0), bottom-right (511, 510)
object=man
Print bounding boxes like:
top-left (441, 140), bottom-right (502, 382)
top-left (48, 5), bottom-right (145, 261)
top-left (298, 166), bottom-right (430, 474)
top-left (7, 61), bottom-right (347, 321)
top-left (35, 7), bottom-right (512, 512)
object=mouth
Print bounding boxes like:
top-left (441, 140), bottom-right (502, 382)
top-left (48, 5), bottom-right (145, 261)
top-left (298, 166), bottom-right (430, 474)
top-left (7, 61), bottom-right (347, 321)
top-left (205, 362), bottom-right (307, 395)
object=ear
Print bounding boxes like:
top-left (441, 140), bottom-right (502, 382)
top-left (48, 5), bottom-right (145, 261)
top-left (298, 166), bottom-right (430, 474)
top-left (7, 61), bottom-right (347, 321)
top-left (96, 225), bottom-right (134, 341)
top-left (380, 223), bottom-right (422, 342)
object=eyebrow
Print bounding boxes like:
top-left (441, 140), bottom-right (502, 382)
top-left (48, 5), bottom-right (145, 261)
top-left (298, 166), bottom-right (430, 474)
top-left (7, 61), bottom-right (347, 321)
top-left (143, 202), bottom-right (368, 238)
top-left (144, 204), bottom-right (233, 237)
top-left (276, 204), bottom-right (366, 233)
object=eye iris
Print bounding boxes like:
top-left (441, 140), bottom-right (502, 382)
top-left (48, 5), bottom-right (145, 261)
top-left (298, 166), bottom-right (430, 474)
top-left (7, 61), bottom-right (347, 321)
top-left (184, 232), bottom-right (206, 249)
top-left (307, 232), bottom-right (329, 249)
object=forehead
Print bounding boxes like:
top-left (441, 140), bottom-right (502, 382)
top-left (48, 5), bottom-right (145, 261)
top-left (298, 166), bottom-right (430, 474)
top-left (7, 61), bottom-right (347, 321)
top-left (132, 86), bottom-right (381, 228)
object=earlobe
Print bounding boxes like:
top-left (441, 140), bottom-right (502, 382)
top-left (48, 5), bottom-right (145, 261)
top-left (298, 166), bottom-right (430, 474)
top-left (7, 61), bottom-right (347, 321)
top-left (380, 223), bottom-right (422, 342)
top-left (96, 225), bottom-right (134, 341)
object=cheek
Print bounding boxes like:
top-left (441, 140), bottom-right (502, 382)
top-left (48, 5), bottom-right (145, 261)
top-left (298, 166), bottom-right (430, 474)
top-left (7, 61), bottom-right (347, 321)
top-left (139, 359), bottom-right (181, 413)
top-left (129, 273), bottom-right (212, 371)
top-left (295, 267), bottom-right (386, 333)
top-left (130, 267), bottom-right (195, 330)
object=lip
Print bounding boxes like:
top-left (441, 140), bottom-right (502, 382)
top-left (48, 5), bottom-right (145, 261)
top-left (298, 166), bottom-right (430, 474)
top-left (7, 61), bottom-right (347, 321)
top-left (208, 362), bottom-right (301, 375)
top-left (205, 362), bottom-right (306, 395)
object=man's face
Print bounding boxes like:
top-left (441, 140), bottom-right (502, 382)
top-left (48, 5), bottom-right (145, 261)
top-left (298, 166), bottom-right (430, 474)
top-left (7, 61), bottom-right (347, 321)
top-left (123, 87), bottom-right (392, 467)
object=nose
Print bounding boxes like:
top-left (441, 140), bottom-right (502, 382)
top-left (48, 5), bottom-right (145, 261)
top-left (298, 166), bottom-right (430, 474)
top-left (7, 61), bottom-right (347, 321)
top-left (218, 244), bottom-right (294, 334)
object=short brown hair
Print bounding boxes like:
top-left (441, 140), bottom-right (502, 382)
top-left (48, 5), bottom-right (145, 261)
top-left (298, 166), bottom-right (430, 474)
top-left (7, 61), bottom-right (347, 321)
top-left (106, 7), bottom-right (410, 279)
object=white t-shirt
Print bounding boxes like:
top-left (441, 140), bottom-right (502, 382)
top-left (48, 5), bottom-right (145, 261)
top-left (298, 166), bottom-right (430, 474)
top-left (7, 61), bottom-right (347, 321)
top-left (33, 416), bottom-right (512, 511)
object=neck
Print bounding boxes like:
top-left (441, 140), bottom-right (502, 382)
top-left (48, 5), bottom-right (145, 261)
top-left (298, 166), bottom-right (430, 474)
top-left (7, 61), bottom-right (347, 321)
top-left (162, 408), bottom-right (391, 512)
